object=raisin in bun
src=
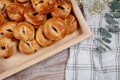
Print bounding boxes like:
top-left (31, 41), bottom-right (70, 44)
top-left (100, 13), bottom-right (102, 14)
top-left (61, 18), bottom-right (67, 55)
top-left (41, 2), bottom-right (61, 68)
top-left (0, 21), bottom-right (17, 40)
top-left (13, 22), bottom-right (34, 41)
top-left (36, 26), bottom-right (54, 47)
top-left (24, 5), bottom-right (46, 27)
top-left (6, 3), bottom-right (25, 22)
top-left (31, 0), bottom-right (56, 14)
top-left (64, 14), bottom-right (77, 34)
top-left (19, 39), bottom-right (40, 55)
top-left (51, 0), bottom-right (71, 18)
top-left (0, 13), bottom-right (4, 25)
top-left (43, 17), bottom-right (67, 41)
top-left (0, 37), bottom-right (15, 58)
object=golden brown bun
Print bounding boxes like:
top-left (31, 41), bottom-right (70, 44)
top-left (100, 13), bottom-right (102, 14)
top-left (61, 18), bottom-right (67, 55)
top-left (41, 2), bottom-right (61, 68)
top-left (0, 37), bottom-right (15, 58)
top-left (13, 22), bottom-right (35, 41)
top-left (43, 18), bottom-right (67, 41)
top-left (0, 13), bottom-right (4, 25)
top-left (19, 39), bottom-right (40, 55)
top-left (31, 0), bottom-right (56, 14)
top-left (51, 0), bottom-right (71, 18)
top-left (24, 5), bottom-right (46, 26)
top-left (64, 14), bottom-right (77, 34)
top-left (36, 26), bottom-right (54, 47)
top-left (0, 21), bottom-right (17, 40)
top-left (6, 3), bottom-right (25, 22)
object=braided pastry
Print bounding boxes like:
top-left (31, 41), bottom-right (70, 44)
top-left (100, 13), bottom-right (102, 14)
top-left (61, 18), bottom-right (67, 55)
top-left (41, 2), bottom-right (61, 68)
top-left (24, 5), bottom-right (46, 26)
top-left (0, 37), bottom-right (15, 58)
top-left (64, 14), bottom-right (77, 34)
top-left (19, 39), bottom-right (40, 55)
top-left (43, 17), bottom-right (67, 41)
top-left (51, 0), bottom-right (71, 18)
top-left (6, 3), bottom-right (25, 22)
top-left (0, 21), bottom-right (17, 40)
top-left (36, 26), bottom-right (54, 47)
top-left (31, 0), bottom-right (56, 14)
top-left (13, 22), bottom-right (34, 41)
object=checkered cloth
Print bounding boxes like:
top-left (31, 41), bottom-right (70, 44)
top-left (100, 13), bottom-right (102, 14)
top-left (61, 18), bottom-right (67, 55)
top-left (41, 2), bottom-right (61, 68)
top-left (66, 0), bottom-right (120, 80)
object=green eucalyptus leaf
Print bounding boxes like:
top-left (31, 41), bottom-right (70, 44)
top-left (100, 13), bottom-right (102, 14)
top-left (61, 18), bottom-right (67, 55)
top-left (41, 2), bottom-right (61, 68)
top-left (99, 28), bottom-right (112, 38)
top-left (115, 0), bottom-right (120, 1)
top-left (108, 1), bottom-right (120, 12)
top-left (95, 38), bottom-right (104, 44)
top-left (102, 38), bottom-right (111, 43)
top-left (95, 46), bottom-right (106, 53)
top-left (108, 27), bottom-right (120, 33)
top-left (105, 13), bottom-right (113, 19)
top-left (113, 12), bottom-right (120, 18)
top-left (112, 25), bottom-right (119, 28)
top-left (104, 44), bottom-right (112, 50)
top-left (106, 25), bottom-right (118, 28)
top-left (105, 18), bottom-right (118, 25)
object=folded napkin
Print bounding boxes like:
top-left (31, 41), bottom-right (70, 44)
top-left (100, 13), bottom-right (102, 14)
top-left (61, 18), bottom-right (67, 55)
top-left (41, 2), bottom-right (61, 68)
top-left (66, 0), bottom-right (120, 80)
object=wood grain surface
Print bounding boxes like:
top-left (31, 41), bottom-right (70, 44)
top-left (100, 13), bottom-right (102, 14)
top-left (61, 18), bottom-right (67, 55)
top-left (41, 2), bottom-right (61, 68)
top-left (5, 49), bottom-right (69, 80)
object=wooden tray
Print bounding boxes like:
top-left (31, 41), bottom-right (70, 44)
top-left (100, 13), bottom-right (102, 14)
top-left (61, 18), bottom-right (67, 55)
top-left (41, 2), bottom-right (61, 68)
top-left (0, 0), bottom-right (92, 79)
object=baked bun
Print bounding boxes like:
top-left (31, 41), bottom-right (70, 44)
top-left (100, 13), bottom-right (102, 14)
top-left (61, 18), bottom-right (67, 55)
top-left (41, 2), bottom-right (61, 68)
top-left (24, 5), bottom-right (46, 26)
top-left (43, 18), bottom-right (66, 41)
top-left (51, 0), bottom-right (71, 18)
top-left (0, 12), bottom-right (4, 25)
top-left (19, 39), bottom-right (40, 55)
top-left (0, 21), bottom-right (17, 40)
top-left (0, 37), bottom-right (15, 58)
top-left (13, 22), bottom-right (34, 41)
top-left (36, 26), bottom-right (53, 47)
top-left (31, 0), bottom-right (56, 14)
top-left (64, 14), bottom-right (77, 34)
top-left (6, 3), bottom-right (25, 22)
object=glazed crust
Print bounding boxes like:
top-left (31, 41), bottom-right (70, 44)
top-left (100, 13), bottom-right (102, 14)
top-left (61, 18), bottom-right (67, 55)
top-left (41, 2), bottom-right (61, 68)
top-left (64, 14), bottom-right (77, 34)
top-left (0, 13), bottom-right (4, 25)
top-left (0, 37), bottom-right (15, 58)
top-left (0, 21), bottom-right (17, 40)
top-left (24, 5), bottom-right (46, 26)
top-left (6, 3), bottom-right (25, 22)
top-left (36, 26), bottom-right (54, 47)
top-left (13, 22), bottom-right (35, 41)
top-left (16, 0), bottom-right (28, 3)
top-left (43, 18), bottom-right (67, 41)
top-left (19, 39), bottom-right (40, 55)
top-left (0, 0), bottom-right (11, 12)
top-left (51, 0), bottom-right (71, 18)
top-left (31, 0), bottom-right (56, 14)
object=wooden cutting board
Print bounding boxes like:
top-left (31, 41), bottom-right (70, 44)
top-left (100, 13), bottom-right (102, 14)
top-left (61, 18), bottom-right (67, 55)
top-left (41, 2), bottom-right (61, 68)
top-left (5, 49), bottom-right (69, 80)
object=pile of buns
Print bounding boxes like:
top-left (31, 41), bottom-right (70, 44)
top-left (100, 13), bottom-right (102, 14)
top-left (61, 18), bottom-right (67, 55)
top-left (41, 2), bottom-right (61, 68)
top-left (0, 0), bottom-right (77, 58)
